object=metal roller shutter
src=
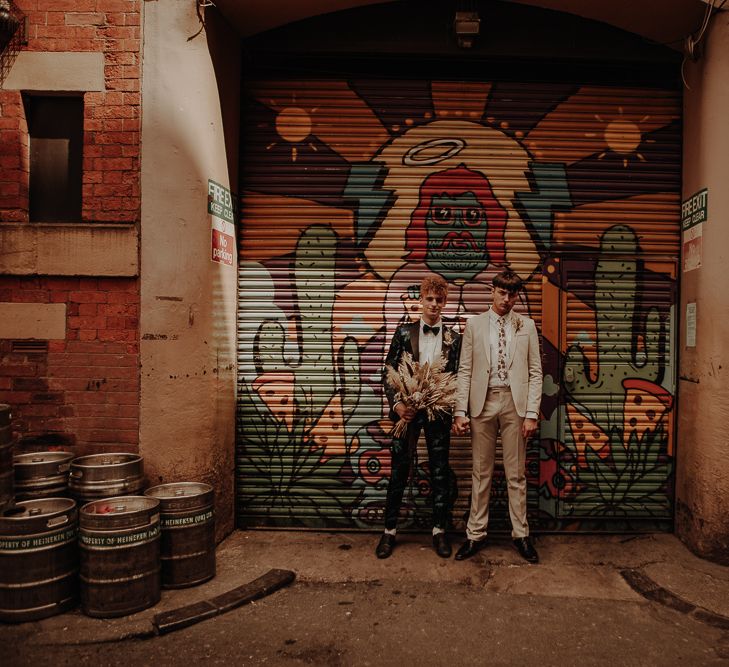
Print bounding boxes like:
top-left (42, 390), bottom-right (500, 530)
top-left (237, 77), bottom-right (680, 531)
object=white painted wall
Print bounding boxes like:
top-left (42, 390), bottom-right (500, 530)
top-left (140, 0), bottom-right (240, 539)
top-left (677, 9), bottom-right (729, 564)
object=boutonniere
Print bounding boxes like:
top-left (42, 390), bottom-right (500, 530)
top-left (443, 328), bottom-right (454, 346)
top-left (512, 313), bottom-right (524, 334)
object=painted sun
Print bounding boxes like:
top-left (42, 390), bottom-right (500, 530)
top-left (590, 107), bottom-right (652, 167)
top-left (266, 98), bottom-right (318, 162)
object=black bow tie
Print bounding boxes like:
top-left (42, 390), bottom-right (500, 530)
top-left (423, 324), bottom-right (440, 335)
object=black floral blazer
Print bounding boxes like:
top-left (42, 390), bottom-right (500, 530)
top-left (382, 322), bottom-right (462, 423)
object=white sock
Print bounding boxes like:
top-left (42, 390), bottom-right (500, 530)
top-left (432, 527), bottom-right (444, 536)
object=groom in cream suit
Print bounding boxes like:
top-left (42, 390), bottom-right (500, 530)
top-left (454, 269), bottom-right (542, 563)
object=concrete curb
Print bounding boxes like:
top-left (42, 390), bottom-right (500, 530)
top-left (621, 568), bottom-right (729, 630)
top-left (152, 568), bottom-right (296, 635)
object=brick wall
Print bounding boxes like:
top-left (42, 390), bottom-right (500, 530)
top-left (0, 92), bottom-right (28, 222)
top-left (0, 0), bottom-right (142, 452)
top-left (0, 277), bottom-right (139, 453)
top-left (0, 0), bottom-right (141, 223)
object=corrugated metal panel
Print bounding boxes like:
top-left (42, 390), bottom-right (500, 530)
top-left (237, 78), bottom-right (680, 531)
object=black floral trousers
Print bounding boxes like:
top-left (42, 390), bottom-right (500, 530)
top-left (384, 415), bottom-right (454, 530)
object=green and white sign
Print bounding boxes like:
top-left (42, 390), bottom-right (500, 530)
top-left (208, 179), bottom-right (235, 223)
top-left (208, 179), bottom-right (236, 266)
top-left (682, 188), bottom-right (707, 272)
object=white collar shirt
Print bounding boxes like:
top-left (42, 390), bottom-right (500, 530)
top-left (419, 318), bottom-right (443, 366)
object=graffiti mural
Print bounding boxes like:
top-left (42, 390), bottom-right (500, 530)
top-left (237, 79), bottom-right (680, 530)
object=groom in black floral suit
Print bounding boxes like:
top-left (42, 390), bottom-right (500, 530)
top-left (376, 274), bottom-right (462, 559)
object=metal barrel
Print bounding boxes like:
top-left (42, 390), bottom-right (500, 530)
top-left (79, 496), bottom-right (160, 618)
top-left (14, 452), bottom-right (74, 501)
top-left (69, 453), bottom-right (145, 503)
top-left (144, 482), bottom-right (215, 589)
top-left (0, 498), bottom-right (78, 622)
top-left (0, 405), bottom-right (14, 513)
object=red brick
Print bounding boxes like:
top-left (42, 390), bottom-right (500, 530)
top-left (104, 12), bottom-right (125, 27)
top-left (0, 210), bottom-right (28, 222)
top-left (94, 157), bottom-right (132, 170)
top-left (44, 0), bottom-right (97, 12)
top-left (30, 393), bottom-right (64, 405)
top-left (0, 156), bottom-right (23, 169)
top-left (78, 330), bottom-right (98, 341)
top-left (65, 12), bottom-right (105, 26)
top-left (103, 315), bottom-right (125, 329)
top-left (68, 315), bottom-right (106, 330)
top-left (49, 290), bottom-right (70, 303)
top-left (0, 390), bottom-right (32, 404)
top-left (107, 51), bottom-right (136, 66)
top-left (47, 352), bottom-right (92, 366)
top-left (48, 378), bottom-right (99, 392)
top-left (79, 278), bottom-right (98, 290)
top-left (118, 404), bottom-right (138, 418)
top-left (100, 0), bottom-right (137, 12)
top-left (101, 342), bottom-right (130, 354)
top-left (102, 379), bottom-right (136, 392)
top-left (21, 403), bottom-right (61, 417)
top-left (74, 403), bottom-right (120, 417)
top-left (12, 377), bottom-right (48, 391)
top-left (94, 366), bottom-right (136, 380)
top-left (76, 416), bottom-right (137, 431)
top-left (89, 353), bottom-right (136, 367)
top-left (0, 364), bottom-right (39, 377)
top-left (44, 11), bottom-right (67, 26)
top-left (78, 303), bottom-right (98, 316)
top-left (64, 391), bottom-right (107, 405)
top-left (46, 365), bottom-right (97, 379)
top-left (64, 341), bottom-right (102, 354)
top-left (13, 290), bottom-right (49, 303)
top-left (65, 38), bottom-right (98, 51)
top-left (98, 278), bottom-right (133, 292)
top-left (106, 78), bottom-right (139, 92)
top-left (97, 329), bottom-right (135, 342)
top-left (69, 291), bottom-right (107, 303)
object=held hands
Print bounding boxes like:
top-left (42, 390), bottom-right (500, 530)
top-left (454, 415), bottom-right (470, 435)
top-left (394, 402), bottom-right (416, 423)
top-left (452, 416), bottom-right (536, 437)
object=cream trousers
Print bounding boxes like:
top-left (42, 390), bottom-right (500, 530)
top-left (466, 387), bottom-right (529, 540)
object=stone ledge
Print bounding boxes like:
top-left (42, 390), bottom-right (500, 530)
top-left (0, 223), bottom-right (138, 277)
top-left (4, 52), bottom-right (105, 92)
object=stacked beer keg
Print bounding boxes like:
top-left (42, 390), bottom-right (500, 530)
top-left (0, 406), bottom-right (216, 622)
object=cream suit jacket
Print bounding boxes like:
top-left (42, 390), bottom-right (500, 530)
top-left (455, 310), bottom-right (543, 418)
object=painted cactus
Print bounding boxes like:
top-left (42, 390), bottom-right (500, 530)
top-left (240, 225), bottom-right (362, 525)
top-left (560, 225), bottom-right (672, 520)
top-left (563, 225), bottom-right (662, 431)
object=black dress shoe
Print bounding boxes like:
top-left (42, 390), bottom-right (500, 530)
top-left (432, 532), bottom-right (452, 558)
top-left (513, 536), bottom-right (539, 563)
top-left (375, 533), bottom-right (396, 559)
top-left (454, 538), bottom-right (487, 560)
